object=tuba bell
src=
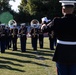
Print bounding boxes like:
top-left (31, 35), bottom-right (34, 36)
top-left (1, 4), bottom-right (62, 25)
top-left (8, 19), bottom-right (17, 29)
top-left (30, 19), bottom-right (41, 37)
top-left (30, 19), bottom-right (40, 28)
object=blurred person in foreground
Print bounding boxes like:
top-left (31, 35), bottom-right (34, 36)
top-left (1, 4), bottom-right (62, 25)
top-left (42, 0), bottom-right (76, 75)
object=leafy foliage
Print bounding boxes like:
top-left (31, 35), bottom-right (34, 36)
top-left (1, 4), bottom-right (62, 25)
top-left (18, 0), bottom-right (61, 22)
top-left (0, 0), bottom-right (62, 23)
top-left (0, 0), bottom-right (11, 12)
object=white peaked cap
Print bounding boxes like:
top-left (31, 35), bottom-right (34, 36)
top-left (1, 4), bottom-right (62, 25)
top-left (21, 23), bottom-right (26, 26)
top-left (1, 23), bottom-right (5, 26)
top-left (59, 1), bottom-right (76, 6)
top-left (41, 17), bottom-right (51, 23)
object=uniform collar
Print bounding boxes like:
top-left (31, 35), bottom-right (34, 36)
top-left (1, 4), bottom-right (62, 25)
top-left (62, 14), bottom-right (74, 18)
top-left (64, 14), bottom-right (74, 17)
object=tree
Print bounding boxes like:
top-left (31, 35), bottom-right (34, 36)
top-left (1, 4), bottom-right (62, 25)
top-left (18, 0), bottom-right (62, 22)
top-left (0, 0), bottom-right (11, 12)
top-left (0, 0), bottom-right (21, 24)
top-left (18, 0), bottom-right (27, 13)
top-left (47, 0), bottom-right (61, 18)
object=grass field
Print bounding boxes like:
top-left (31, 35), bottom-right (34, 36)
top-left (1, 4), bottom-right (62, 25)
top-left (0, 37), bottom-right (57, 75)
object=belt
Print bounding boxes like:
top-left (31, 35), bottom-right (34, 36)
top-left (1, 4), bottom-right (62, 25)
top-left (57, 39), bottom-right (76, 45)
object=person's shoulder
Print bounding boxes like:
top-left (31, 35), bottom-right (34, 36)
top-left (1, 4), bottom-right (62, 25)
top-left (53, 17), bottom-right (61, 21)
top-left (52, 17), bottom-right (61, 22)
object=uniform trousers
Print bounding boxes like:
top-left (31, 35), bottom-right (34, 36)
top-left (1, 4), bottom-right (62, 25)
top-left (20, 36), bottom-right (26, 52)
top-left (31, 37), bottom-right (37, 50)
top-left (9, 36), bottom-right (12, 48)
top-left (49, 38), bottom-right (55, 50)
top-left (6, 36), bottom-right (9, 49)
top-left (56, 62), bottom-right (76, 75)
top-left (12, 37), bottom-right (17, 50)
top-left (1, 41), bottom-right (6, 53)
top-left (39, 37), bottom-right (43, 48)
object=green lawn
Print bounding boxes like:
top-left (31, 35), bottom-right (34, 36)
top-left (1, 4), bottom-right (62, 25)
top-left (0, 37), bottom-right (57, 75)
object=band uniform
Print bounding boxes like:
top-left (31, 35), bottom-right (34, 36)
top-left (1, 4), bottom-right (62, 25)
top-left (0, 25), bottom-right (7, 53)
top-left (10, 25), bottom-right (18, 51)
top-left (47, 16), bottom-right (76, 64)
top-left (19, 24), bottom-right (27, 52)
top-left (38, 27), bottom-right (44, 48)
top-left (30, 27), bottom-right (38, 50)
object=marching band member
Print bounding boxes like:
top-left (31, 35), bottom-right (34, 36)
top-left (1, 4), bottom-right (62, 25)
top-left (42, 1), bottom-right (76, 75)
top-left (38, 26), bottom-right (44, 49)
top-left (30, 19), bottom-right (39, 50)
top-left (10, 24), bottom-right (18, 51)
top-left (19, 23), bottom-right (27, 52)
top-left (0, 24), bottom-right (7, 53)
top-left (41, 17), bottom-right (51, 32)
top-left (8, 27), bottom-right (12, 48)
top-left (5, 26), bottom-right (11, 49)
top-left (40, 17), bottom-right (51, 49)
top-left (38, 17), bottom-right (50, 49)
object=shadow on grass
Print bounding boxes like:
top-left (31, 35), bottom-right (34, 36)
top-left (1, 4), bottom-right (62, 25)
top-left (0, 60), bottom-right (23, 67)
top-left (0, 56), bottom-right (26, 63)
top-left (5, 51), bottom-right (38, 59)
top-left (37, 50), bottom-right (54, 57)
top-left (40, 47), bottom-right (50, 50)
top-left (5, 50), bottom-right (53, 60)
top-left (0, 56), bottom-right (51, 67)
top-left (0, 64), bottom-right (25, 72)
top-left (20, 49), bottom-right (54, 57)
top-left (37, 49), bottom-right (55, 53)
top-left (0, 48), bottom-right (53, 71)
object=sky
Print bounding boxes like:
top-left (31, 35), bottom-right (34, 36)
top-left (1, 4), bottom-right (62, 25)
top-left (9, 0), bottom-right (21, 12)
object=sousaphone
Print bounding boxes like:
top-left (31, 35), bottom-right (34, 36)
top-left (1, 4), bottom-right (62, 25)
top-left (8, 19), bottom-right (17, 28)
top-left (30, 19), bottom-right (40, 28)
